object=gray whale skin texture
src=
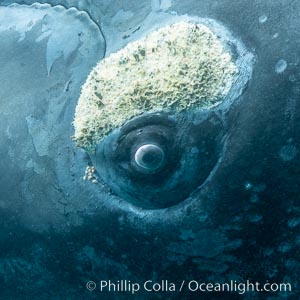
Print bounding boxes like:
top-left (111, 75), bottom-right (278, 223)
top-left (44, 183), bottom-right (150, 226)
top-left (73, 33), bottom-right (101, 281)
top-left (0, 0), bottom-right (299, 299)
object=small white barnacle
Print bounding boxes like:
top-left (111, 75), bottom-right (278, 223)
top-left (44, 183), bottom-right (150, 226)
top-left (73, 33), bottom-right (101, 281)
top-left (73, 21), bottom-right (238, 151)
top-left (83, 165), bottom-right (97, 183)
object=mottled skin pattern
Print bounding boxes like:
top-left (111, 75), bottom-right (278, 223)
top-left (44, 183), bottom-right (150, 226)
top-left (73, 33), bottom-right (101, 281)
top-left (0, 1), bottom-right (299, 299)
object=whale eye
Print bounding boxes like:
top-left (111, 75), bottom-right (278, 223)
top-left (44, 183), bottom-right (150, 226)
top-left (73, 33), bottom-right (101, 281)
top-left (89, 112), bottom-right (223, 209)
top-left (73, 21), bottom-right (254, 209)
top-left (134, 144), bottom-right (165, 173)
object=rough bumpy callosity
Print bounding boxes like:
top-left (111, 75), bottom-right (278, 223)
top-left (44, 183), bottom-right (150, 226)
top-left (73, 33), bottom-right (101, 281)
top-left (73, 21), bottom-right (238, 151)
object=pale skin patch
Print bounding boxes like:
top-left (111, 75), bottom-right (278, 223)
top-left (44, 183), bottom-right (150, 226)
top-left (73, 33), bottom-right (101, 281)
top-left (73, 21), bottom-right (238, 151)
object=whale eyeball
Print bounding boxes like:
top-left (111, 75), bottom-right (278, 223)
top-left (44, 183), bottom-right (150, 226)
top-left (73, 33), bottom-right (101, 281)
top-left (134, 144), bottom-right (165, 173)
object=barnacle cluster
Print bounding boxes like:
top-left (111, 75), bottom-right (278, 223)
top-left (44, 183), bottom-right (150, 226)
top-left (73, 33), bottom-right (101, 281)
top-left (73, 21), bottom-right (237, 151)
top-left (83, 165), bottom-right (97, 183)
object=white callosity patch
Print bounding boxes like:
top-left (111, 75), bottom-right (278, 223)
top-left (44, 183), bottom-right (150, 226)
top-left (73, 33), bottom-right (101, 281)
top-left (259, 15), bottom-right (268, 23)
top-left (83, 165), bottom-right (98, 183)
top-left (74, 22), bottom-right (238, 150)
top-left (275, 59), bottom-right (287, 74)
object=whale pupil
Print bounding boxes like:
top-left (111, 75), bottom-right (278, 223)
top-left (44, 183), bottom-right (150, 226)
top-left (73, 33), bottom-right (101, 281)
top-left (134, 144), bottom-right (164, 172)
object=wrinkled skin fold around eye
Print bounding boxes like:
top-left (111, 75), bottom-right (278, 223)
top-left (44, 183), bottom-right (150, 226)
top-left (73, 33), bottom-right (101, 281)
top-left (0, 1), bottom-right (299, 299)
top-left (91, 111), bottom-right (225, 209)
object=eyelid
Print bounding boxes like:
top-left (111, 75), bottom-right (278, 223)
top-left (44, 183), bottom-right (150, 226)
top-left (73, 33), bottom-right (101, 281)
top-left (117, 113), bottom-right (176, 138)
